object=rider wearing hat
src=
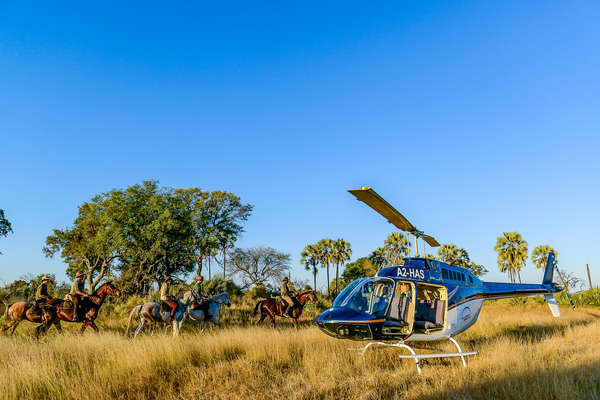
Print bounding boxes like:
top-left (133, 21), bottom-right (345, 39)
top-left (160, 276), bottom-right (178, 320)
top-left (34, 276), bottom-right (53, 313)
top-left (70, 271), bottom-right (89, 322)
top-left (192, 275), bottom-right (208, 303)
top-left (281, 277), bottom-right (299, 318)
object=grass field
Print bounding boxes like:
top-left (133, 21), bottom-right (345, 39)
top-left (1, 301), bottom-right (599, 400)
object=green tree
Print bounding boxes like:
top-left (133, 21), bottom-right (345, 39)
top-left (342, 257), bottom-right (378, 283)
top-left (317, 238), bottom-right (333, 298)
top-left (202, 277), bottom-right (242, 297)
top-left (105, 181), bottom-right (196, 294)
top-left (0, 209), bottom-right (13, 255)
top-left (331, 238), bottom-right (352, 296)
top-left (494, 232), bottom-right (528, 283)
top-left (437, 243), bottom-right (487, 276)
top-left (532, 245), bottom-right (556, 270)
top-left (384, 232), bottom-right (410, 265)
top-left (43, 196), bottom-right (121, 294)
top-left (300, 244), bottom-right (320, 291)
top-left (368, 247), bottom-right (387, 270)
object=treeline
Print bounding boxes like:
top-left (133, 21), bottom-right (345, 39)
top-left (42, 181), bottom-right (252, 295)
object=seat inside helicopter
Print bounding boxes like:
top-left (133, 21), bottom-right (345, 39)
top-left (413, 283), bottom-right (447, 333)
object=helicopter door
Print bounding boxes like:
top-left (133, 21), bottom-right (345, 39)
top-left (383, 281), bottom-right (415, 336)
top-left (414, 283), bottom-right (448, 333)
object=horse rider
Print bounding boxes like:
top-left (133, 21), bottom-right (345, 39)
top-left (160, 276), bottom-right (178, 320)
top-left (33, 275), bottom-right (53, 314)
top-left (70, 271), bottom-right (89, 322)
top-left (281, 277), bottom-right (300, 318)
top-left (192, 275), bottom-right (208, 304)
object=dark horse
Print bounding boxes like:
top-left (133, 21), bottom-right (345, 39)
top-left (253, 290), bottom-right (319, 328)
top-left (2, 281), bottom-right (121, 336)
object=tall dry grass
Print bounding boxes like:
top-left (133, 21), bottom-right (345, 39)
top-left (1, 302), bottom-right (599, 400)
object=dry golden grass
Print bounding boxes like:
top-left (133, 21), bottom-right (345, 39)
top-left (1, 302), bottom-right (599, 400)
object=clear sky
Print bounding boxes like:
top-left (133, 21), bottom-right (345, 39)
top-left (1, 1), bottom-right (599, 290)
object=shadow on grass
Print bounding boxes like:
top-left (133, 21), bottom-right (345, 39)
top-left (417, 361), bottom-right (600, 400)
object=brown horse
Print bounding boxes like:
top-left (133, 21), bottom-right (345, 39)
top-left (2, 281), bottom-right (121, 336)
top-left (1, 302), bottom-right (54, 337)
top-left (253, 290), bottom-right (319, 328)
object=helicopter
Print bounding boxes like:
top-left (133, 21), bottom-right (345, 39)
top-left (315, 187), bottom-right (566, 373)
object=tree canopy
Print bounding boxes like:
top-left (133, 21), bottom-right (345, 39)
top-left (532, 245), bottom-right (556, 270)
top-left (229, 246), bottom-right (290, 289)
top-left (437, 243), bottom-right (488, 276)
top-left (43, 181), bottom-right (252, 295)
top-left (0, 209), bottom-right (13, 255)
top-left (494, 232), bottom-right (528, 283)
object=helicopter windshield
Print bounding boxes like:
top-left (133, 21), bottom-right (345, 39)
top-left (332, 277), bottom-right (395, 318)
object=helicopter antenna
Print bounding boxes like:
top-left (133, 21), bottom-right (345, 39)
top-left (348, 187), bottom-right (440, 256)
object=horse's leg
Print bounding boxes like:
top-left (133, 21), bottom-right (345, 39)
top-left (134, 320), bottom-right (145, 339)
top-left (8, 321), bottom-right (19, 336)
top-left (80, 321), bottom-right (88, 334)
top-left (90, 321), bottom-right (99, 333)
top-left (293, 318), bottom-right (299, 329)
top-left (53, 320), bottom-right (62, 333)
top-left (267, 310), bottom-right (276, 328)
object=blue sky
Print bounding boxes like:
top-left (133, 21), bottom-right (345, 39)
top-left (1, 1), bottom-right (598, 290)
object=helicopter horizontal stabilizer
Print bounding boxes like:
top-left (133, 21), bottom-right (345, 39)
top-left (544, 294), bottom-right (561, 318)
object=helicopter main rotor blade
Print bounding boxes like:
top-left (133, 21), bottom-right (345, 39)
top-left (422, 235), bottom-right (440, 247)
top-left (348, 187), bottom-right (415, 232)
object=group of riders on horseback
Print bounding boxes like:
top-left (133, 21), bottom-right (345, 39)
top-left (3, 271), bottom-right (320, 336)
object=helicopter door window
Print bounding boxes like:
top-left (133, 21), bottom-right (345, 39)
top-left (442, 269), bottom-right (449, 280)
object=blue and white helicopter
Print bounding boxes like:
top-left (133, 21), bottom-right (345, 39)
top-left (315, 187), bottom-right (565, 373)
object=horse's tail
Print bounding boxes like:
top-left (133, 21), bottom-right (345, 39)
top-left (3, 303), bottom-right (13, 320)
top-left (253, 300), bottom-right (263, 316)
top-left (125, 305), bottom-right (142, 336)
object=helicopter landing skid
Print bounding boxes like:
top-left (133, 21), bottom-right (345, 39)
top-left (349, 336), bottom-right (476, 375)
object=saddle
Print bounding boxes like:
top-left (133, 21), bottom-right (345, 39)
top-left (190, 299), bottom-right (209, 314)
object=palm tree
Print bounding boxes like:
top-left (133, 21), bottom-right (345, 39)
top-left (532, 245), bottom-right (556, 270)
top-left (384, 232), bottom-right (411, 265)
top-left (301, 244), bottom-right (321, 291)
top-left (332, 238), bottom-right (352, 296)
top-left (368, 247), bottom-right (387, 270)
top-left (438, 244), bottom-right (460, 265)
top-left (317, 238), bottom-right (333, 298)
top-left (494, 232), bottom-right (528, 283)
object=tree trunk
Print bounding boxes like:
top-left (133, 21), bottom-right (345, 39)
top-left (208, 256), bottom-right (212, 280)
top-left (326, 262), bottom-right (330, 298)
top-left (313, 268), bottom-right (317, 292)
top-left (197, 254), bottom-right (203, 276)
top-left (517, 269), bottom-right (522, 284)
top-left (223, 244), bottom-right (227, 279)
top-left (335, 262), bottom-right (339, 296)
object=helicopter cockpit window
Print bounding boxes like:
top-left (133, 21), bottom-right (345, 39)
top-left (442, 269), bottom-right (449, 279)
top-left (335, 278), bottom-right (395, 318)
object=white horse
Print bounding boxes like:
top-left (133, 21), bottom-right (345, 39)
top-left (185, 291), bottom-right (231, 331)
top-left (126, 291), bottom-right (195, 338)
top-left (125, 291), bottom-right (231, 338)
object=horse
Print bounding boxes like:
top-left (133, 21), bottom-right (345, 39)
top-left (185, 292), bottom-right (231, 331)
top-left (253, 290), bottom-right (319, 328)
top-left (2, 281), bottom-right (121, 336)
top-left (125, 291), bottom-right (195, 338)
top-left (1, 301), bottom-right (54, 337)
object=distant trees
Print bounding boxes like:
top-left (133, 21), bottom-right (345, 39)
top-left (494, 232), bottom-right (528, 283)
top-left (229, 246), bottom-right (290, 289)
top-left (0, 209), bottom-right (13, 255)
top-left (368, 247), bottom-right (386, 270)
top-left (300, 244), bottom-right (320, 291)
top-left (437, 243), bottom-right (487, 276)
top-left (331, 239), bottom-right (352, 296)
top-left (383, 232), bottom-right (411, 265)
top-left (532, 245), bottom-right (556, 270)
top-left (342, 257), bottom-right (378, 284)
top-left (317, 238), bottom-right (333, 297)
top-left (43, 181), bottom-right (252, 295)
